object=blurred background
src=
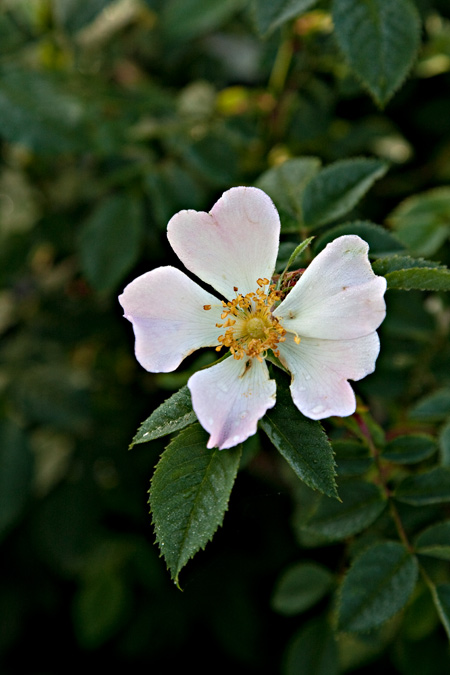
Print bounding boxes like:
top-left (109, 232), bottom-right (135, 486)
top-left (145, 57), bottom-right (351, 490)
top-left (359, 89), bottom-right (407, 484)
top-left (1, 1), bottom-right (450, 673)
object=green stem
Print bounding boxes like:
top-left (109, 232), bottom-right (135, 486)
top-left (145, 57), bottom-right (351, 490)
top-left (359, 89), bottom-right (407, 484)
top-left (268, 26), bottom-right (294, 98)
top-left (344, 413), bottom-right (413, 551)
top-left (344, 413), bottom-right (450, 638)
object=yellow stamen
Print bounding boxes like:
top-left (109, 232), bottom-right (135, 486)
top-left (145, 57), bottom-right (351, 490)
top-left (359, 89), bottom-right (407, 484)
top-left (215, 282), bottom-right (288, 361)
top-left (203, 304), bottom-right (211, 310)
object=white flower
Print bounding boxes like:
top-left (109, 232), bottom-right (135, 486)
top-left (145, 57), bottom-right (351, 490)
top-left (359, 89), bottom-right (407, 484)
top-left (119, 187), bottom-right (386, 449)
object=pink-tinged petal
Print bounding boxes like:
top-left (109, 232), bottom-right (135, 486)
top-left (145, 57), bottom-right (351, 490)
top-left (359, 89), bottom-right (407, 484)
top-left (274, 235), bottom-right (386, 340)
top-left (167, 187), bottom-right (280, 300)
top-left (188, 356), bottom-right (276, 449)
top-left (119, 266), bottom-right (223, 373)
top-left (278, 331), bottom-right (381, 419)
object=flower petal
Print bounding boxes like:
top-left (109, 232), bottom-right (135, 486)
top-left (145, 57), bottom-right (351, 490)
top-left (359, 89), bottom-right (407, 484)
top-left (188, 356), bottom-right (276, 449)
top-left (119, 266), bottom-right (223, 372)
top-left (274, 235), bottom-right (386, 340)
top-left (167, 186), bottom-right (280, 299)
top-left (278, 331), bottom-right (381, 419)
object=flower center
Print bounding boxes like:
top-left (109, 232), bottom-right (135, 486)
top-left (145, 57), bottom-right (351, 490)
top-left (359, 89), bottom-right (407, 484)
top-left (211, 278), bottom-right (287, 361)
top-left (245, 316), bottom-right (269, 340)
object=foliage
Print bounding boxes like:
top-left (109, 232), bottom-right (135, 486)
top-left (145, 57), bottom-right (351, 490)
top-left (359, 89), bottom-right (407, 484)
top-left (1, 0), bottom-right (450, 673)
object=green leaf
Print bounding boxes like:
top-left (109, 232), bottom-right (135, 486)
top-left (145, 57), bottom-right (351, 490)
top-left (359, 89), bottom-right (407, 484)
top-left (332, 440), bottom-right (373, 477)
top-left (371, 254), bottom-right (444, 275)
top-left (130, 386), bottom-right (197, 447)
top-left (415, 521), bottom-right (450, 561)
top-left (0, 66), bottom-right (87, 155)
top-left (0, 419), bottom-right (33, 540)
top-left (337, 541), bottom-right (419, 632)
top-left (314, 221), bottom-right (405, 257)
top-left (277, 237), bottom-right (314, 283)
top-left (381, 434), bottom-right (437, 464)
top-left (53, 0), bottom-right (113, 33)
top-left (387, 187), bottom-right (450, 257)
top-left (78, 193), bottom-right (143, 293)
top-left (271, 562), bottom-right (333, 616)
top-left (149, 424), bottom-right (241, 585)
top-left (72, 570), bottom-right (129, 648)
top-left (401, 585), bottom-right (440, 642)
top-left (161, 0), bottom-right (242, 41)
top-left (260, 369), bottom-right (338, 498)
top-left (409, 388), bottom-right (450, 421)
top-left (144, 162), bottom-right (206, 229)
top-left (182, 131), bottom-right (239, 186)
top-left (276, 241), bottom-right (305, 272)
top-left (284, 617), bottom-right (339, 675)
top-left (255, 157), bottom-right (321, 222)
top-left (12, 364), bottom-right (90, 432)
top-left (251, 0), bottom-right (319, 37)
top-left (302, 158), bottom-right (388, 229)
top-left (394, 467), bottom-right (450, 506)
top-left (332, 0), bottom-right (421, 107)
top-left (300, 480), bottom-right (386, 541)
top-left (431, 584), bottom-right (450, 640)
top-left (439, 421), bottom-right (450, 467)
top-left (381, 266), bottom-right (450, 291)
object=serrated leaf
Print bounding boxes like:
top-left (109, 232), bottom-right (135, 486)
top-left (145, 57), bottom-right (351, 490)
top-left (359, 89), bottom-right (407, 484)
top-left (300, 480), bottom-right (386, 541)
top-left (284, 617), bottom-right (339, 675)
top-left (314, 221), bottom-right (405, 257)
top-left (394, 467), bottom-right (450, 506)
top-left (415, 521), bottom-right (450, 561)
top-left (255, 157), bottom-right (321, 222)
top-left (371, 255), bottom-right (444, 276)
top-left (251, 0), bottom-right (319, 37)
top-left (381, 266), bottom-right (450, 291)
top-left (149, 424), bottom-right (241, 584)
top-left (130, 386), bottom-right (196, 447)
top-left (381, 434), bottom-right (437, 464)
top-left (337, 541), bottom-right (419, 632)
top-left (79, 193), bottom-right (143, 293)
top-left (409, 388), bottom-right (450, 421)
top-left (387, 187), bottom-right (450, 257)
top-left (302, 158), bottom-right (388, 229)
top-left (332, 0), bottom-right (421, 107)
top-left (260, 369), bottom-right (337, 498)
top-left (271, 562), bottom-right (333, 616)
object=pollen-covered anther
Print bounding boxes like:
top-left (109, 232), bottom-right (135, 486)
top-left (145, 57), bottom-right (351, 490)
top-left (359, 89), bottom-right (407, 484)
top-left (215, 283), bottom-right (287, 360)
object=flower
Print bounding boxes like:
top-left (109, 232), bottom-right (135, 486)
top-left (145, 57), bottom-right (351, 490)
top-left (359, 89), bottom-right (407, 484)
top-left (119, 187), bottom-right (386, 450)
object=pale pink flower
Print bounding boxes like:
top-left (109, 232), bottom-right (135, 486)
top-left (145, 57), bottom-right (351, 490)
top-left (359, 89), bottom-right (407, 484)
top-left (119, 187), bottom-right (386, 449)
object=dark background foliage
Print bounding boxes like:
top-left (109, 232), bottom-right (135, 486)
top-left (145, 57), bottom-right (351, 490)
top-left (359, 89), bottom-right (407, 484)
top-left (1, 1), bottom-right (450, 673)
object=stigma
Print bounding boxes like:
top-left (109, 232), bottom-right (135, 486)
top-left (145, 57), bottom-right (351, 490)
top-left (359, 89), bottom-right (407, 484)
top-left (211, 279), bottom-right (288, 361)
